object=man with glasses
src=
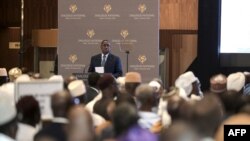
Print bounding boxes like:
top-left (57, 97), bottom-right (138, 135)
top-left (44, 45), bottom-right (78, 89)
top-left (88, 40), bottom-right (123, 78)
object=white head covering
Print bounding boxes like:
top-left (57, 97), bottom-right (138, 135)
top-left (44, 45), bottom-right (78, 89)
top-left (15, 74), bottom-right (31, 82)
top-left (175, 71), bottom-right (197, 95)
top-left (227, 72), bottom-right (245, 92)
top-left (49, 75), bottom-right (64, 82)
top-left (0, 89), bottom-right (16, 125)
top-left (116, 76), bottom-right (125, 86)
top-left (149, 80), bottom-right (161, 93)
top-left (68, 80), bottom-right (86, 97)
top-left (0, 82), bottom-right (15, 104)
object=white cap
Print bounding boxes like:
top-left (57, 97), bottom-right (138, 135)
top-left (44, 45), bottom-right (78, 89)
top-left (149, 80), bottom-right (161, 92)
top-left (0, 89), bottom-right (16, 125)
top-left (68, 80), bottom-right (86, 97)
top-left (0, 68), bottom-right (7, 76)
top-left (0, 82), bottom-right (15, 104)
top-left (227, 72), bottom-right (245, 92)
top-left (15, 74), bottom-right (31, 82)
top-left (175, 71), bottom-right (197, 95)
top-left (49, 75), bottom-right (64, 82)
top-left (116, 76), bottom-right (125, 86)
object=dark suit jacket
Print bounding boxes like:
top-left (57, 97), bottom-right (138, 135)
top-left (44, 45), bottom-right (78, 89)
top-left (35, 122), bottom-right (67, 141)
top-left (85, 87), bottom-right (99, 103)
top-left (88, 53), bottom-right (123, 78)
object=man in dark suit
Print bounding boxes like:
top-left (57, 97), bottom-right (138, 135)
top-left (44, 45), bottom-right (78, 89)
top-left (88, 40), bottom-right (123, 78)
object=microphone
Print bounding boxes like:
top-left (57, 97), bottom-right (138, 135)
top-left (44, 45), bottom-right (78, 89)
top-left (83, 65), bottom-right (90, 73)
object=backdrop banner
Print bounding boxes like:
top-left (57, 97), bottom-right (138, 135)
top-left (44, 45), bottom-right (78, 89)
top-left (58, 0), bottom-right (159, 82)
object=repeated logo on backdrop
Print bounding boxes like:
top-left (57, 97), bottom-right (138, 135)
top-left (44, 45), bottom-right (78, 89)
top-left (59, 0), bottom-right (159, 81)
top-left (69, 4), bottom-right (78, 13)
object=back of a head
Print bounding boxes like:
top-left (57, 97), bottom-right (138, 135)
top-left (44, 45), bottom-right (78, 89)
top-left (190, 94), bottom-right (224, 137)
top-left (51, 90), bottom-right (73, 117)
top-left (135, 84), bottom-right (155, 108)
top-left (98, 74), bottom-right (117, 98)
top-left (16, 96), bottom-right (41, 125)
top-left (67, 105), bottom-right (94, 141)
top-left (88, 72), bottom-right (101, 87)
top-left (167, 94), bottom-right (186, 121)
top-left (113, 103), bottom-right (139, 137)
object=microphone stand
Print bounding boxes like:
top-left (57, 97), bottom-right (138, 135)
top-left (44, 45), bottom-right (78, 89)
top-left (125, 50), bottom-right (129, 73)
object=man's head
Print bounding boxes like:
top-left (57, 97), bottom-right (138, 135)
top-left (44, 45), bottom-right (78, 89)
top-left (125, 72), bottom-right (142, 96)
top-left (100, 40), bottom-right (111, 55)
top-left (16, 96), bottom-right (41, 127)
top-left (135, 84), bottom-right (156, 111)
top-left (67, 105), bottom-right (94, 141)
top-left (88, 72), bottom-right (101, 88)
top-left (51, 90), bottom-right (73, 118)
top-left (98, 74), bottom-right (118, 99)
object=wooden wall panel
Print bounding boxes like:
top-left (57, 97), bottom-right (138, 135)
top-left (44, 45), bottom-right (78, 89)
top-left (171, 34), bottom-right (197, 84)
top-left (160, 0), bottom-right (198, 30)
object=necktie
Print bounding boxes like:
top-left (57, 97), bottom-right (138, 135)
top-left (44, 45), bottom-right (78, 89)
top-left (101, 55), bottom-right (106, 66)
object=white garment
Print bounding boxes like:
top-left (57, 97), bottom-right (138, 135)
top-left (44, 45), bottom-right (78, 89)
top-left (85, 92), bottom-right (102, 113)
top-left (138, 111), bottom-right (161, 129)
top-left (91, 113), bottom-right (106, 127)
top-left (0, 133), bottom-right (15, 141)
top-left (16, 123), bottom-right (38, 141)
top-left (52, 117), bottom-right (68, 124)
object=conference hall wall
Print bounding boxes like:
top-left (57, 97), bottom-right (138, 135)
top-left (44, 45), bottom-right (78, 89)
top-left (58, 0), bottom-right (159, 82)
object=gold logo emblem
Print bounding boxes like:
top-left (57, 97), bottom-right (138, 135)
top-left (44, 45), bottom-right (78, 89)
top-left (86, 29), bottom-right (95, 38)
top-left (138, 4), bottom-right (147, 13)
top-left (104, 4), bottom-right (112, 14)
top-left (69, 54), bottom-right (78, 63)
top-left (120, 30), bottom-right (129, 39)
top-left (69, 4), bottom-right (78, 13)
top-left (138, 55), bottom-right (147, 64)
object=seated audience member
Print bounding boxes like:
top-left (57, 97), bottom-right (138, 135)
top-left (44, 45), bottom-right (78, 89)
top-left (0, 89), bottom-right (17, 141)
top-left (8, 67), bottom-right (22, 82)
top-left (16, 96), bottom-right (41, 141)
top-left (190, 94), bottom-right (224, 140)
top-left (93, 74), bottom-right (117, 119)
top-left (113, 103), bottom-right (158, 141)
top-left (209, 74), bottom-right (227, 94)
top-left (175, 71), bottom-right (203, 100)
top-left (158, 87), bottom-right (188, 127)
top-left (35, 90), bottom-right (72, 141)
top-left (219, 90), bottom-right (244, 118)
top-left (149, 78), bottom-right (165, 99)
top-left (85, 72), bottom-right (101, 103)
top-left (0, 68), bottom-right (8, 85)
top-left (215, 113), bottom-right (250, 141)
top-left (68, 80), bottom-right (86, 105)
top-left (67, 106), bottom-right (95, 141)
top-left (227, 72), bottom-right (245, 93)
top-left (124, 72), bottom-right (142, 97)
top-left (161, 121), bottom-right (200, 141)
top-left (135, 84), bottom-right (161, 131)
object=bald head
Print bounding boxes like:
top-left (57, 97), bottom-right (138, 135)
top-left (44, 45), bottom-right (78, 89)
top-left (51, 90), bottom-right (72, 117)
top-left (67, 106), bottom-right (94, 141)
top-left (135, 84), bottom-right (156, 110)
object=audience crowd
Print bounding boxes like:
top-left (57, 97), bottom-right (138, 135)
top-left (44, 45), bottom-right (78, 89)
top-left (0, 67), bottom-right (250, 141)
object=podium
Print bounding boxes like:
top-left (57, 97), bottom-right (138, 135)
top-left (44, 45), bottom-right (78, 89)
top-left (32, 29), bottom-right (58, 77)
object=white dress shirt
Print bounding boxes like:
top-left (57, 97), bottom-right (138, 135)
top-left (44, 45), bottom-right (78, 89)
top-left (16, 123), bottom-right (38, 141)
top-left (0, 133), bottom-right (15, 141)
